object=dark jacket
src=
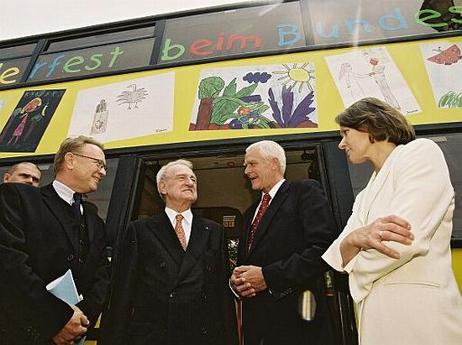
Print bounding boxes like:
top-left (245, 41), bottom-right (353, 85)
top-left (0, 183), bottom-right (110, 345)
top-left (99, 212), bottom-right (238, 345)
top-left (238, 179), bottom-right (337, 345)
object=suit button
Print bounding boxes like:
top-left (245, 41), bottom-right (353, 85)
top-left (159, 262), bottom-right (167, 268)
top-left (78, 257), bottom-right (85, 264)
top-left (67, 254), bottom-right (74, 262)
top-left (202, 292), bottom-right (207, 300)
top-left (169, 291), bottom-right (176, 298)
top-left (206, 265), bottom-right (212, 272)
top-left (201, 327), bottom-right (208, 335)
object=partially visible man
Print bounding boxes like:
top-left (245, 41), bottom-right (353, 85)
top-left (2, 161), bottom-right (41, 186)
top-left (231, 140), bottom-right (338, 345)
top-left (0, 136), bottom-right (110, 345)
top-left (100, 159), bottom-right (237, 345)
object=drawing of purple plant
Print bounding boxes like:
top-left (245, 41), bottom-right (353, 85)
top-left (268, 86), bottom-right (316, 128)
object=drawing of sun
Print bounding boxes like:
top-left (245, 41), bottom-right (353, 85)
top-left (273, 63), bottom-right (315, 93)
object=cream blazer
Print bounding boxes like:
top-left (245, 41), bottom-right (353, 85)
top-left (323, 138), bottom-right (462, 345)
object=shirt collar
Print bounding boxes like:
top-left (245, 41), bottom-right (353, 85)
top-left (165, 207), bottom-right (193, 226)
top-left (52, 179), bottom-right (77, 205)
top-left (265, 178), bottom-right (285, 200)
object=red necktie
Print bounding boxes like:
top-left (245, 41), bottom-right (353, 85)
top-left (175, 214), bottom-right (187, 251)
top-left (247, 193), bottom-right (271, 251)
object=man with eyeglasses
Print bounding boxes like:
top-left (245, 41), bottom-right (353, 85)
top-left (0, 135), bottom-right (110, 345)
top-left (2, 161), bottom-right (41, 187)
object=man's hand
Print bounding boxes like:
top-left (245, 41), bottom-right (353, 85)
top-left (231, 265), bottom-right (267, 298)
top-left (52, 306), bottom-right (89, 345)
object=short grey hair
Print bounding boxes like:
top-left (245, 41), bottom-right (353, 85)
top-left (156, 159), bottom-right (194, 199)
top-left (246, 140), bottom-right (286, 175)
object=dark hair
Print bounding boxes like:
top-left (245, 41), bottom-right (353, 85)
top-left (335, 97), bottom-right (415, 145)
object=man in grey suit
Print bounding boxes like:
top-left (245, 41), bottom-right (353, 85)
top-left (100, 159), bottom-right (237, 345)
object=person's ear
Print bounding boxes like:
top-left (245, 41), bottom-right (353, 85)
top-left (3, 173), bottom-right (11, 182)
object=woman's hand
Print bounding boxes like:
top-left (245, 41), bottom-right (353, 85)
top-left (341, 215), bottom-right (414, 266)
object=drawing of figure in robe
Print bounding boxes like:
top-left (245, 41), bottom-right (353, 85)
top-left (338, 62), bottom-right (366, 100)
top-left (6, 97), bottom-right (44, 146)
top-left (368, 58), bottom-right (401, 110)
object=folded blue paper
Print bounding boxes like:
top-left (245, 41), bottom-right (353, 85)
top-left (46, 269), bottom-right (85, 345)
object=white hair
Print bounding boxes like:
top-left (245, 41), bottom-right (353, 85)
top-left (156, 159), bottom-right (194, 198)
top-left (246, 140), bottom-right (286, 174)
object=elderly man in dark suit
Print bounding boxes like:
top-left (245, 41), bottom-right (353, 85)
top-left (99, 159), bottom-right (237, 345)
top-left (0, 135), bottom-right (110, 345)
top-left (231, 140), bottom-right (337, 345)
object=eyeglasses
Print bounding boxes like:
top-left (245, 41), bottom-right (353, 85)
top-left (72, 152), bottom-right (107, 171)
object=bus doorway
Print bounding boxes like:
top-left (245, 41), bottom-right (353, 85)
top-left (133, 146), bottom-right (320, 242)
top-left (123, 143), bottom-right (356, 345)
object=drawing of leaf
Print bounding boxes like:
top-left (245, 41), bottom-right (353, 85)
top-left (235, 83), bottom-right (258, 98)
top-left (281, 86), bottom-right (294, 126)
top-left (223, 78), bottom-right (237, 97)
top-left (211, 97), bottom-right (242, 124)
top-left (268, 88), bottom-right (283, 127)
top-left (211, 111), bottom-right (237, 125)
top-left (288, 91), bottom-right (315, 128)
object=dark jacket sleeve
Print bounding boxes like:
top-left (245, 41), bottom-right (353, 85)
top-left (99, 222), bottom-right (138, 345)
top-left (0, 183), bottom-right (73, 340)
top-left (262, 179), bottom-right (337, 292)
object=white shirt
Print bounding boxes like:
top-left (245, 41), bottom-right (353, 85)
top-left (165, 207), bottom-right (193, 245)
top-left (53, 180), bottom-right (83, 214)
top-left (251, 179), bottom-right (285, 223)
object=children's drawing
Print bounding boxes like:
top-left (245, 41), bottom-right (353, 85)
top-left (427, 44), bottom-right (462, 65)
top-left (190, 63), bottom-right (318, 130)
top-left (326, 47), bottom-right (421, 115)
top-left (68, 73), bottom-right (174, 143)
top-left (422, 42), bottom-right (462, 108)
top-left (116, 84), bottom-right (149, 110)
top-left (0, 90), bottom-right (65, 152)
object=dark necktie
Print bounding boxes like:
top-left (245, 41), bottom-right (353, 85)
top-left (72, 193), bottom-right (82, 220)
top-left (247, 193), bottom-right (271, 251)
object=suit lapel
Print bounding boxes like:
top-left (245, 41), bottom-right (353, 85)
top-left (247, 181), bottom-right (290, 258)
top-left (358, 145), bottom-right (403, 224)
top-left (41, 184), bottom-right (78, 251)
top-left (147, 212), bottom-right (185, 267)
top-left (175, 215), bottom-right (211, 285)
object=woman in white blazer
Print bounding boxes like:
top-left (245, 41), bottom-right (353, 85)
top-left (322, 97), bottom-right (462, 345)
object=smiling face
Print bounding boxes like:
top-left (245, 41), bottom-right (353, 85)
top-left (67, 143), bottom-right (107, 193)
top-left (338, 126), bottom-right (374, 164)
top-left (159, 164), bottom-right (197, 211)
top-left (244, 148), bottom-right (282, 193)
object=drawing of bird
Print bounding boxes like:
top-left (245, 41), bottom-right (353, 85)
top-left (116, 84), bottom-right (149, 109)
